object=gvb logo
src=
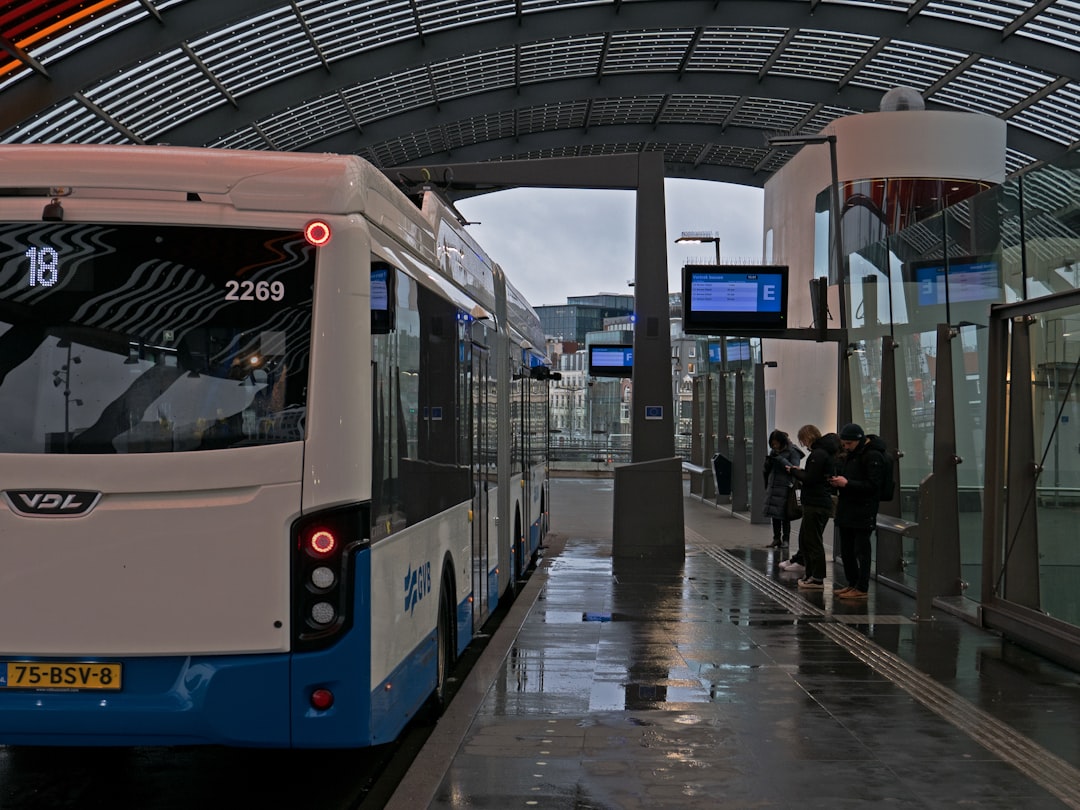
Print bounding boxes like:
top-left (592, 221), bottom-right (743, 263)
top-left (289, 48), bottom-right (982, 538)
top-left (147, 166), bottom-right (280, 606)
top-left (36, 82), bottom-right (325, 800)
top-left (3, 490), bottom-right (101, 517)
top-left (403, 561), bottom-right (432, 615)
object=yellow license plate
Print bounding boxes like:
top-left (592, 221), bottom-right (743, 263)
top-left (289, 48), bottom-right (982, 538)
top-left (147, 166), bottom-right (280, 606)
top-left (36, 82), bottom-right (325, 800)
top-left (2, 661), bottom-right (122, 690)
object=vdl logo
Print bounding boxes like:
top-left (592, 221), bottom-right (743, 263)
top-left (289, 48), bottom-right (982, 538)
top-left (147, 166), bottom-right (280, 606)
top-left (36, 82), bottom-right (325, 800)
top-left (403, 560), bottom-right (433, 615)
top-left (3, 490), bottom-right (101, 517)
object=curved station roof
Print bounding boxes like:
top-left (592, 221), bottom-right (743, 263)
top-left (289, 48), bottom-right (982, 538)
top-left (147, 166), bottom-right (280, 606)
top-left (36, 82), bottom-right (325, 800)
top-left (2, 0), bottom-right (1078, 190)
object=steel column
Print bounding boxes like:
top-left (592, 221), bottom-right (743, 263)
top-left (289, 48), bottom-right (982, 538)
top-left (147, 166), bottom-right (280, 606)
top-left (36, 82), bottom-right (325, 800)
top-left (926, 323), bottom-right (963, 598)
top-left (1003, 315), bottom-right (1041, 608)
top-left (733, 370), bottom-right (750, 516)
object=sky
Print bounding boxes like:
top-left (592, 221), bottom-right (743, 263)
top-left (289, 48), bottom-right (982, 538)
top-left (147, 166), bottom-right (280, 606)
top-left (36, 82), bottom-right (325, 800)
top-left (455, 178), bottom-right (765, 307)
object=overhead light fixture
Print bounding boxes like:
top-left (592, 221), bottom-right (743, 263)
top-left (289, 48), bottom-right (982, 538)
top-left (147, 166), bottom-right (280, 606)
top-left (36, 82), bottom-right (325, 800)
top-left (766, 134), bottom-right (835, 148)
top-left (674, 231), bottom-right (720, 263)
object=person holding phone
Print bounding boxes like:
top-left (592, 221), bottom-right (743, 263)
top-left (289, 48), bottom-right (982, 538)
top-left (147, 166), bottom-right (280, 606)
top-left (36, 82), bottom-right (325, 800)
top-left (830, 423), bottom-right (888, 600)
top-left (784, 425), bottom-right (840, 589)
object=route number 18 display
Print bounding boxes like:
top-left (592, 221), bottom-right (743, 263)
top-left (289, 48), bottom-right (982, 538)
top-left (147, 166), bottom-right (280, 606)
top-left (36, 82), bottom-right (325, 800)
top-left (25, 247), bottom-right (59, 287)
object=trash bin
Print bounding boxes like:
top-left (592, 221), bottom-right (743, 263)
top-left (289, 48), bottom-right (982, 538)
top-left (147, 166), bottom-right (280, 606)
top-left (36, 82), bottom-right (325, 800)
top-left (712, 453), bottom-right (732, 496)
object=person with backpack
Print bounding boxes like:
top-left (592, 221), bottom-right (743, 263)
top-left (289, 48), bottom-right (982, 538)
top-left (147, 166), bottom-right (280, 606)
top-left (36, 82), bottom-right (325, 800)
top-left (784, 425), bottom-right (841, 590)
top-left (829, 422), bottom-right (888, 600)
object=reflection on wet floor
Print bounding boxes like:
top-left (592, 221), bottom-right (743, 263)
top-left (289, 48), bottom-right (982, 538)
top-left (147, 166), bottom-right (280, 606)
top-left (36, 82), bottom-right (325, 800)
top-left (426, 479), bottom-right (1080, 809)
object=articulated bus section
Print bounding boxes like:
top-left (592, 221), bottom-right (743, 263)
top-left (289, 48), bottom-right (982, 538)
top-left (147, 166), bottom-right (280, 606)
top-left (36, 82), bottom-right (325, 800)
top-left (0, 144), bottom-right (550, 748)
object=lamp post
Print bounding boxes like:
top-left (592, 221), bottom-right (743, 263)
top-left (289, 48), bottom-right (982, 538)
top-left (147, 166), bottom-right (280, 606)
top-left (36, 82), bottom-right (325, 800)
top-left (767, 132), bottom-right (851, 425)
top-left (675, 231), bottom-right (721, 265)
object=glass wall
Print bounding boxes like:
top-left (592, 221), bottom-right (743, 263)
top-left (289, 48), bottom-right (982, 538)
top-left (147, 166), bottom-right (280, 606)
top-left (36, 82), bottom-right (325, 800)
top-left (687, 337), bottom-right (761, 514)
top-left (1029, 301), bottom-right (1080, 625)
top-left (842, 145), bottom-right (1080, 656)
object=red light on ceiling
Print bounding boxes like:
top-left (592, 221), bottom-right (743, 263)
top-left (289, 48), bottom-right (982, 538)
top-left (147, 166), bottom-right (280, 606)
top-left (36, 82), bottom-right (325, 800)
top-left (309, 529), bottom-right (336, 555)
top-left (304, 220), bottom-right (331, 246)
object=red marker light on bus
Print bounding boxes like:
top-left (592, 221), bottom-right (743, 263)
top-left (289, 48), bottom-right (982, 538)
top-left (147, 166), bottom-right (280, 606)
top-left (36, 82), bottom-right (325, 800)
top-left (309, 529), bottom-right (336, 555)
top-left (304, 220), bottom-right (331, 246)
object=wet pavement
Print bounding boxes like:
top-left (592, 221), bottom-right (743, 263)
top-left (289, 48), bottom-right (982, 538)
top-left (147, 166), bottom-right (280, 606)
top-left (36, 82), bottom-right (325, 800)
top-left (387, 478), bottom-right (1080, 809)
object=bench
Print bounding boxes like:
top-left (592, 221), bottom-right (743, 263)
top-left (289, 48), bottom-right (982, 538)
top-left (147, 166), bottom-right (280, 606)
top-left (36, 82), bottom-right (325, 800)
top-left (876, 514), bottom-right (918, 538)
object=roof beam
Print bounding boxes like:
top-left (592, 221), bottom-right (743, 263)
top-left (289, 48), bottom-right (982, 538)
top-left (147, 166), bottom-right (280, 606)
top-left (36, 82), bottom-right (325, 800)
top-left (1002, 76), bottom-right (1071, 118)
top-left (426, 64), bottom-right (441, 111)
top-left (782, 103), bottom-right (826, 138)
top-left (251, 121), bottom-right (280, 150)
top-left (135, 0), bottom-right (164, 24)
top-left (719, 96), bottom-right (747, 132)
top-left (1002, 0), bottom-right (1057, 40)
top-left (181, 43), bottom-right (238, 108)
top-left (837, 39), bottom-right (888, 91)
top-left (514, 43), bottom-right (522, 94)
top-left (906, 0), bottom-right (933, 23)
top-left (73, 92), bottom-right (144, 144)
top-left (677, 28), bottom-right (704, 78)
top-left (922, 53), bottom-right (981, 99)
top-left (597, 32), bottom-right (612, 83)
top-left (291, 1), bottom-right (330, 73)
top-left (407, 0), bottom-right (426, 44)
top-left (337, 89), bottom-right (364, 134)
top-left (758, 29), bottom-right (797, 82)
top-left (652, 94), bottom-right (672, 128)
top-left (0, 35), bottom-right (49, 78)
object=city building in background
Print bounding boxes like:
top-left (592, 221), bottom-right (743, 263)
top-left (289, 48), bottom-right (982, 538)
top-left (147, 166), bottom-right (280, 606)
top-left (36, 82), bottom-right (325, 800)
top-left (536, 294), bottom-right (634, 345)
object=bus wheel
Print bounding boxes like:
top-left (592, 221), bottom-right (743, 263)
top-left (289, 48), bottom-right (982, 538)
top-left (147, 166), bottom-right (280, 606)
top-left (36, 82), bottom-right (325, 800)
top-left (515, 510), bottom-right (525, 581)
top-left (435, 581), bottom-right (454, 708)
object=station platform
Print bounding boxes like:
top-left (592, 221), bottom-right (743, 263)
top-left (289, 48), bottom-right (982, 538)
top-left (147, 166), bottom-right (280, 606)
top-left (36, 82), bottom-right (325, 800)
top-left (387, 477), bottom-right (1080, 809)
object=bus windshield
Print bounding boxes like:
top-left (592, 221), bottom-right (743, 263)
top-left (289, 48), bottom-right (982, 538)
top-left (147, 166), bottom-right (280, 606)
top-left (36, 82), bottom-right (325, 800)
top-left (0, 222), bottom-right (314, 453)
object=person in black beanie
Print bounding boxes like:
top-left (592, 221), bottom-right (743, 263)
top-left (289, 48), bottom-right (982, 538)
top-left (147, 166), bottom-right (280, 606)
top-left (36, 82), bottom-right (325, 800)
top-left (829, 422), bottom-right (887, 600)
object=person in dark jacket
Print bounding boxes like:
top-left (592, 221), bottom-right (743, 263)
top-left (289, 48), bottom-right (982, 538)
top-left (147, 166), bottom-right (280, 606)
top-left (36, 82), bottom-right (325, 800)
top-left (762, 429), bottom-right (804, 548)
top-left (785, 425), bottom-right (840, 590)
top-left (829, 422), bottom-right (887, 600)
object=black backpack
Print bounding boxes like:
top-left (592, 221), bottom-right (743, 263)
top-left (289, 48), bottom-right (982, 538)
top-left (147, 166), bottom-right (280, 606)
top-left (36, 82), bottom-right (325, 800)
top-left (864, 436), bottom-right (896, 502)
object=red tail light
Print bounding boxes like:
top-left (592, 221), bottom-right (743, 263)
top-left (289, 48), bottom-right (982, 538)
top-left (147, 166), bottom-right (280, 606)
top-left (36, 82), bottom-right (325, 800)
top-left (292, 504), bottom-right (370, 651)
top-left (304, 220), bottom-right (331, 246)
top-left (308, 529), bottom-right (336, 555)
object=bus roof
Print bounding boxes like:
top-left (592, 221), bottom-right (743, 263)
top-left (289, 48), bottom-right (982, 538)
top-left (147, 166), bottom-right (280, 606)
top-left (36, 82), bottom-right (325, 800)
top-left (1, 145), bottom-right (369, 209)
top-left (0, 142), bottom-right (439, 266)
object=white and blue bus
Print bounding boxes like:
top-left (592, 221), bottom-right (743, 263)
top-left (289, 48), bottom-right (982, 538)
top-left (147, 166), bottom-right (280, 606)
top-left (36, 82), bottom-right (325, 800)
top-left (0, 144), bottom-right (551, 748)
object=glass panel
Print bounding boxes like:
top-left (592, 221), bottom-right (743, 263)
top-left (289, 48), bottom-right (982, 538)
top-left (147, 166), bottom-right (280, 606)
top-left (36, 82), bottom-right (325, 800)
top-left (846, 187), bottom-right (1009, 596)
top-left (1033, 303), bottom-right (1080, 624)
top-left (743, 365), bottom-right (756, 510)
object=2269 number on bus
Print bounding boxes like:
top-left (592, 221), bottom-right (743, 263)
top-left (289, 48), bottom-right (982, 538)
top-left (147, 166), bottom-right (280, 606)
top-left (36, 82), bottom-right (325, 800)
top-left (1, 662), bottom-right (122, 690)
